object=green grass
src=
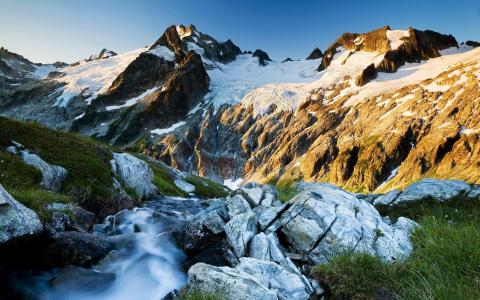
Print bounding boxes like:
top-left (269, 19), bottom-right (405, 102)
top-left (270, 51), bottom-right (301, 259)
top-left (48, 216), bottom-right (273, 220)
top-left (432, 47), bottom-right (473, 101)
top-left (312, 198), bottom-right (480, 299)
top-left (10, 188), bottom-right (71, 221)
top-left (148, 162), bottom-right (187, 197)
top-left (185, 175), bottom-right (229, 199)
top-left (276, 184), bottom-right (299, 202)
top-left (0, 150), bottom-right (42, 190)
top-left (0, 117), bottom-right (114, 201)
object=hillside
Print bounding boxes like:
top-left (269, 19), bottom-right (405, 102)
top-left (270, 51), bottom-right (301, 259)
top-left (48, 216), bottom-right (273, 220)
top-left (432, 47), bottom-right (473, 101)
top-left (0, 116), bottom-right (227, 222)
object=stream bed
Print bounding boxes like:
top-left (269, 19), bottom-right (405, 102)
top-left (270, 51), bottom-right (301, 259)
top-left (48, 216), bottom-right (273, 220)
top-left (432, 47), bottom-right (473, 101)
top-left (6, 196), bottom-right (205, 300)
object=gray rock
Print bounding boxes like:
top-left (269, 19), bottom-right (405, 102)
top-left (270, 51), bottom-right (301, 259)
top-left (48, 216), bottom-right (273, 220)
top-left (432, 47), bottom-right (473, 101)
top-left (465, 185), bottom-right (480, 199)
top-left (224, 211), bottom-right (257, 258)
top-left (174, 200), bottom-right (228, 253)
top-left (374, 189), bottom-right (402, 206)
top-left (256, 204), bottom-right (287, 231)
top-left (0, 183), bottom-right (43, 244)
top-left (239, 186), bottom-right (264, 207)
top-left (393, 179), bottom-right (471, 204)
top-left (187, 263), bottom-right (277, 300)
top-left (19, 150), bottom-right (68, 192)
top-left (45, 202), bottom-right (95, 232)
top-left (249, 232), bottom-right (270, 260)
top-left (43, 231), bottom-right (114, 266)
top-left (236, 257), bottom-right (312, 300)
top-left (278, 183), bottom-right (417, 264)
top-left (51, 265), bottom-right (116, 293)
top-left (225, 195), bottom-right (252, 218)
top-left (46, 212), bottom-right (70, 235)
top-left (110, 153), bottom-right (157, 199)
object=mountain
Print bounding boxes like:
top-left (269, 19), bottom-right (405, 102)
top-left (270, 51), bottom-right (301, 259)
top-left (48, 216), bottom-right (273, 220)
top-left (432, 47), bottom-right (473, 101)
top-left (0, 24), bottom-right (479, 194)
top-left (0, 47), bottom-right (62, 90)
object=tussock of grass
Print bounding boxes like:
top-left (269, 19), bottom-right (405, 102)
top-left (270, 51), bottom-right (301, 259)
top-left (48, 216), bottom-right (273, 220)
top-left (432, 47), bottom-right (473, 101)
top-left (313, 198), bottom-right (480, 299)
top-left (185, 175), bottom-right (229, 199)
top-left (10, 188), bottom-right (71, 221)
top-left (276, 184), bottom-right (299, 202)
top-left (148, 163), bottom-right (187, 197)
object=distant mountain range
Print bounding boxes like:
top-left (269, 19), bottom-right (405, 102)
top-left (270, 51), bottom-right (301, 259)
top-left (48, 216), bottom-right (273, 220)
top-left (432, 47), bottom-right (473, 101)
top-left (1, 24), bottom-right (479, 192)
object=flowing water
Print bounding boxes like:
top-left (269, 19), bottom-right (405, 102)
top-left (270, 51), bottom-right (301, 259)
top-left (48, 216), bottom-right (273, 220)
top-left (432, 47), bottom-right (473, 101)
top-left (9, 196), bottom-right (205, 300)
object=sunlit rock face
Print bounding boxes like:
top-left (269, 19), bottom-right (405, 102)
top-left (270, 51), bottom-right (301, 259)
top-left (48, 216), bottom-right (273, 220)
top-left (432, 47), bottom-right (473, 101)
top-left (144, 27), bottom-right (480, 193)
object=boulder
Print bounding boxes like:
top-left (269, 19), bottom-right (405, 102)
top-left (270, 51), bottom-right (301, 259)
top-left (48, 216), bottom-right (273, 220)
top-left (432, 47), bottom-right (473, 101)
top-left (19, 150), bottom-right (68, 192)
top-left (373, 189), bottom-right (402, 206)
top-left (277, 184), bottom-right (417, 264)
top-left (187, 258), bottom-right (314, 300)
top-left (50, 265), bottom-right (116, 293)
top-left (236, 257), bottom-right (312, 300)
top-left (187, 263), bottom-right (277, 300)
top-left (249, 232), bottom-right (270, 260)
top-left (45, 202), bottom-right (95, 233)
top-left (0, 183), bottom-right (43, 244)
top-left (225, 195), bottom-right (252, 217)
top-left (174, 200), bottom-right (228, 254)
top-left (42, 231), bottom-right (114, 266)
top-left (224, 211), bottom-right (257, 258)
top-left (392, 179), bottom-right (472, 204)
top-left (110, 153), bottom-right (157, 199)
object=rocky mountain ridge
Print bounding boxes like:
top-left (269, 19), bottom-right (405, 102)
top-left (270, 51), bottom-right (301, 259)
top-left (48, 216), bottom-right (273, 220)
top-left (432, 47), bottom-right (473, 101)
top-left (0, 25), bottom-right (479, 193)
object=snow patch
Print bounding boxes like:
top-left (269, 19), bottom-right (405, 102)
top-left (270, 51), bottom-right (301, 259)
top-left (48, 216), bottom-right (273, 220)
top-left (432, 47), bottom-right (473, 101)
top-left (148, 46), bottom-right (175, 61)
top-left (151, 121), bottom-right (186, 135)
top-left (386, 30), bottom-right (410, 50)
top-left (54, 47), bottom-right (146, 107)
top-left (106, 86), bottom-right (160, 111)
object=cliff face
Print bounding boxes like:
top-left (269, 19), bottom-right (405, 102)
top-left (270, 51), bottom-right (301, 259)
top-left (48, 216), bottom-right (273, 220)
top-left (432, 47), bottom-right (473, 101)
top-left (143, 41), bottom-right (480, 192)
top-left (318, 26), bottom-right (458, 85)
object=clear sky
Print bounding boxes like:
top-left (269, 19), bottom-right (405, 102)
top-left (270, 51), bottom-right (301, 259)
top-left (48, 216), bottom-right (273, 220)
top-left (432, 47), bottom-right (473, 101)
top-left (1, 0), bottom-right (479, 64)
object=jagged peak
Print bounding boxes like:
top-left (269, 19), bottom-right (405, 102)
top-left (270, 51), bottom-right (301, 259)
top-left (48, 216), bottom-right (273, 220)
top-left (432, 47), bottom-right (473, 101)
top-left (306, 47), bottom-right (323, 60)
top-left (253, 49), bottom-right (272, 66)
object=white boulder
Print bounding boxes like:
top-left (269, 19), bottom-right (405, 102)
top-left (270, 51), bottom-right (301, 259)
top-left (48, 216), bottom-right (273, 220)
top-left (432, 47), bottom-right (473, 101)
top-left (110, 153), bottom-right (157, 199)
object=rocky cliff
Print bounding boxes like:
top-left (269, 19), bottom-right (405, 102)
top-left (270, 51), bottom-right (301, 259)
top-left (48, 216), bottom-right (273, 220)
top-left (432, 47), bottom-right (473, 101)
top-left (1, 25), bottom-right (479, 193)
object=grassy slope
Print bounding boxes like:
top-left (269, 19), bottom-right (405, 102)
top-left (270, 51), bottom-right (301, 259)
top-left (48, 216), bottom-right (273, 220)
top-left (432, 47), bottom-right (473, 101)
top-left (0, 117), bottom-right (230, 221)
top-left (312, 197), bottom-right (480, 300)
top-left (0, 117), bottom-right (115, 220)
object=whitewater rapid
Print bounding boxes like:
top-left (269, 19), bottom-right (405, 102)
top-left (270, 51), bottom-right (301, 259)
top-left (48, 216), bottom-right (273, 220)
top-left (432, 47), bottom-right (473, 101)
top-left (13, 196), bottom-right (204, 300)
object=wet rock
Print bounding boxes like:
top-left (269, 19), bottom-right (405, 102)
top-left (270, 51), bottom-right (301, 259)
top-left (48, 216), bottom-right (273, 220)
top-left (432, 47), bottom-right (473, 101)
top-left (50, 265), bottom-right (115, 293)
top-left (43, 231), bottom-right (114, 267)
top-left (18, 150), bottom-right (68, 192)
top-left (187, 262), bottom-right (277, 300)
top-left (46, 212), bottom-right (70, 235)
top-left (110, 153), bottom-right (157, 199)
top-left (224, 211), bottom-right (257, 258)
top-left (45, 202), bottom-right (95, 232)
top-left (0, 183), bottom-right (43, 244)
top-left (174, 200), bottom-right (228, 254)
top-left (184, 239), bottom-right (236, 270)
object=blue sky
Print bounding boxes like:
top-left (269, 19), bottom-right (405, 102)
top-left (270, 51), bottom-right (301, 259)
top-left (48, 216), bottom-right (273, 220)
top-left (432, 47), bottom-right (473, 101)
top-left (1, 0), bottom-right (479, 63)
